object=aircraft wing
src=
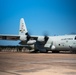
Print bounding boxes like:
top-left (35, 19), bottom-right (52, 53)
top-left (0, 34), bottom-right (38, 41)
top-left (0, 34), bottom-right (20, 40)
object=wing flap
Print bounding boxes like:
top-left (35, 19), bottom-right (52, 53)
top-left (0, 35), bottom-right (20, 40)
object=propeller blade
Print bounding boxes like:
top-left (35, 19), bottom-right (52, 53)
top-left (44, 35), bottom-right (49, 42)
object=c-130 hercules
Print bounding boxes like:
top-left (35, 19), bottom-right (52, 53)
top-left (0, 18), bottom-right (76, 53)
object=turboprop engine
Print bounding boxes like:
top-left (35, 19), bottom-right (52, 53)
top-left (19, 35), bottom-right (28, 45)
top-left (37, 36), bottom-right (44, 41)
top-left (37, 36), bottom-right (49, 42)
top-left (19, 35), bottom-right (36, 45)
top-left (20, 35), bottom-right (27, 41)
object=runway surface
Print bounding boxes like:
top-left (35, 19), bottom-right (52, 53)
top-left (0, 52), bottom-right (76, 75)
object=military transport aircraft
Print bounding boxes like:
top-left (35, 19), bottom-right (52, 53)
top-left (0, 18), bottom-right (76, 53)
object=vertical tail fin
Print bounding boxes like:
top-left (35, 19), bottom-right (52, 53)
top-left (19, 18), bottom-right (28, 35)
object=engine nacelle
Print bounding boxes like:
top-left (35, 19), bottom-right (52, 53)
top-left (37, 36), bottom-right (44, 41)
top-left (27, 40), bottom-right (36, 45)
top-left (20, 35), bottom-right (27, 41)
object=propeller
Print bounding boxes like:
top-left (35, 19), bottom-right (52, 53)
top-left (25, 32), bottom-right (31, 41)
top-left (44, 35), bottom-right (49, 42)
top-left (25, 32), bottom-right (37, 41)
top-left (43, 31), bottom-right (49, 42)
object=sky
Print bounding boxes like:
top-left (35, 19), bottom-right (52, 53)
top-left (0, 0), bottom-right (76, 45)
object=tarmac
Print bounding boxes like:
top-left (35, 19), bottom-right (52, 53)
top-left (0, 52), bottom-right (76, 75)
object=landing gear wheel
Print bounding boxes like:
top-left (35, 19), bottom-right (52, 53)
top-left (52, 50), bottom-right (59, 53)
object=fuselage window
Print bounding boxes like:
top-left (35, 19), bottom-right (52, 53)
top-left (75, 36), bottom-right (76, 40)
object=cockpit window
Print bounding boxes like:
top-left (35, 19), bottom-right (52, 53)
top-left (75, 36), bottom-right (76, 40)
